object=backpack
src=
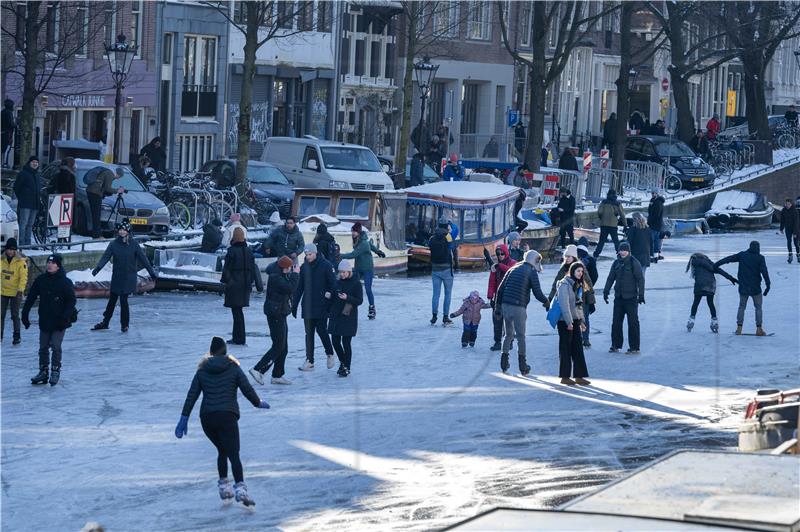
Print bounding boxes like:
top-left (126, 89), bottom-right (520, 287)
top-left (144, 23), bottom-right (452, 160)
top-left (83, 167), bottom-right (103, 186)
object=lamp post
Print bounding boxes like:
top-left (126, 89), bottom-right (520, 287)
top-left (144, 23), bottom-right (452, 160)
top-left (413, 56), bottom-right (439, 162)
top-left (105, 34), bottom-right (137, 163)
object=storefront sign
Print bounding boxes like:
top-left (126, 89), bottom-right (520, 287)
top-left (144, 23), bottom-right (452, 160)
top-left (61, 95), bottom-right (107, 107)
top-left (726, 90), bottom-right (737, 117)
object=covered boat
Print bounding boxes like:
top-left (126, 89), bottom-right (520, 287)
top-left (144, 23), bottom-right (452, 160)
top-left (516, 201), bottom-right (560, 255)
top-left (68, 266), bottom-right (155, 298)
top-left (404, 182), bottom-right (521, 269)
top-left (738, 388), bottom-right (800, 453)
top-left (705, 190), bottom-right (775, 230)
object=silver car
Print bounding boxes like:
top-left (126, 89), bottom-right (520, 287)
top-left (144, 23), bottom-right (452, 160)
top-left (42, 159), bottom-right (170, 237)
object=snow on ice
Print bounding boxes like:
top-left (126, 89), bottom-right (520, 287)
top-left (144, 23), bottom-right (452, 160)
top-left (2, 230), bottom-right (798, 531)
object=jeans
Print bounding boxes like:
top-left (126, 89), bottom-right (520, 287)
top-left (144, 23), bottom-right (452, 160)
top-left (431, 268), bottom-right (453, 316)
top-left (230, 307), bottom-right (245, 344)
top-left (200, 411), bottom-right (243, 483)
top-left (360, 270), bottom-right (375, 307)
top-left (332, 335), bottom-right (353, 369)
top-left (88, 192), bottom-right (102, 238)
top-left (501, 304), bottom-right (527, 357)
top-left (38, 329), bottom-right (65, 368)
top-left (557, 320), bottom-right (589, 378)
top-left (255, 314), bottom-right (288, 377)
top-left (103, 293), bottom-right (130, 328)
top-left (691, 294), bottom-right (717, 319)
top-left (611, 297), bottom-right (640, 350)
top-left (737, 293), bottom-right (763, 327)
top-left (558, 224), bottom-right (575, 247)
top-left (650, 228), bottom-right (662, 255)
top-left (593, 226), bottom-right (620, 257)
top-left (304, 318), bottom-right (332, 364)
top-left (1, 294), bottom-right (21, 340)
top-left (461, 323), bottom-right (479, 345)
top-left (785, 230), bottom-right (799, 254)
top-left (17, 208), bottom-right (36, 246)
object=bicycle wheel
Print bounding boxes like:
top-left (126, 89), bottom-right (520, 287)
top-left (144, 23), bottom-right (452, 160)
top-left (210, 199), bottom-right (234, 224)
top-left (254, 198), bottom-right (278, 225)
top-left (777, 133), bottom-right (795, 150)
top-left (664, 175), bottom-right (682, 194)
top-left (193, 202), bottom-right (212, 229)
top-left (167, 201), bottom-right (192, 230)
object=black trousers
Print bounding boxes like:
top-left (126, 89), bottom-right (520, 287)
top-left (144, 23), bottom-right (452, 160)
top-left (255, 314), bottom-right (288, 377)
top-left (691, 294), bottom-right (717, 319)
top-left (332, 335), bottom-right (353, 369)
top-left (38, 329), bottom-right (65, 368)
top-left (200, 411), bottom-right (243, 483)
top-left (88, 192), bottom-right (102, 238)
top-left (559, 224), bottom-right (575, 247)
top-left (230, 307), bottom-right (245, 344)
top-left (491, 301), bottom-right (503, 343)
top-left (1, 294), bottom-right (21, 340)
top-left (304, 318), bottom-right (333, 364)
top-left (557, 320), bottom-right (588, 378)
top-left (785, 230), bottom-right (799, 254)
top-left (593, 226), bottom-right (620, 257)
top-left (103, 293), bottom-right (129, 328)
top-left (611, 297), bottom-right (640, 350)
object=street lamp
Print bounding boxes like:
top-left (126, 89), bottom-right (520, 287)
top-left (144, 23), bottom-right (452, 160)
top-left (413, 56), bottom-right (439, 158)
top-left (105, 34), bottom-right (137, 163)
top-left (628, 68), bottom-right (639, 91)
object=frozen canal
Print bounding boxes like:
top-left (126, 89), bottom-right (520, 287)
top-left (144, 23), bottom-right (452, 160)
top-left (2, 229), bottom-right (798, 531)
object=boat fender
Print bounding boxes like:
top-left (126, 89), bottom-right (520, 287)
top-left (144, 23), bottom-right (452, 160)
top-left (717, 213), bottom-right (731, 227)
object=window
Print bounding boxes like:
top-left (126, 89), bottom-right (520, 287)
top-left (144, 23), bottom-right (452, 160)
top-left (298, 196), bottom-right (331, 217)
top-left (76, 2), bottom-right (89, 56)
top-left (162, 33), bottom-right (173, 65)
top-left (104, 2), bottom-right (116, 50)
top-left (15, 3), bottom-right (27, 49)
top-left (277, 0), bottom-right (294, 29)
top-left (303, 147), bottom-right (320, 171)
top-left (354, 40), bottom-right (365, 76)
top-left (462, 209), bottom-right (479, 240)
top-left (182, 36), bottom-right (218, 118)
top-left (320, 147), bottom-right (382, 171)
top-left (336, 197), bottom-right (370, 219)
top-left (370, 41), bottom-right (381, 77)
top-left (466, 1), bottom-right (491, 41)
top-left (130, 0), bottom-right (143, 54)
top-left (45, 3), bottom-right (59, 54)
top-left (481, 208), bottom-right (494, 238)
top-left (317, 0), bottom-right (332, 32)
top-left (178, 134), bottom-right (214, 172)
top-left (519, 2), bottom-right (531, 46)
top-left (297, 1), bottom-right (314, 31)
top-left (433, 1), bottom-right (459, 38)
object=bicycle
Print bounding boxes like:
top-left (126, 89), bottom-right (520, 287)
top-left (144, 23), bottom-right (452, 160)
top-left (775, 125), bottom-right (799, 150)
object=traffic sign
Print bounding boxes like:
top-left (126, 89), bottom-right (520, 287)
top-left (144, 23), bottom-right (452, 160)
top-left (508, 110), bottom-right (520, 128)
top-left (47, 194), bottom-right (74, 227)
top-left (661, 78), bottom-right (670, 91)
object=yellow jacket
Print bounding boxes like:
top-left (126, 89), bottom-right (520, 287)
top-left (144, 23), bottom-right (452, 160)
top-left (1, 254), bottom-right (28, 297)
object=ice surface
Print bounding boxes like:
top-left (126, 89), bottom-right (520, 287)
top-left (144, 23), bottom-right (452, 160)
top-left (2, 230), bottom-right (798, 531)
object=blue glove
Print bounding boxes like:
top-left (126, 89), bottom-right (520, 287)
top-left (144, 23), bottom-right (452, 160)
top-left (175, 415), bottom-right (189, 438)
top-left (257, 400), bottom-right (270, 409)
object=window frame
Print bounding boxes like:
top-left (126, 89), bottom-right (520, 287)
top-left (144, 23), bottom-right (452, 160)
top-left (45, 2), bottom-right (60, 55)
top-left (466, 1), bottom-right (491, 41)
top-left (432, 1), bottom-right (459, 38)
top-left (130, 0), bottom-right (143, 58)
top-left (75, 2), bottom-right (89, 57)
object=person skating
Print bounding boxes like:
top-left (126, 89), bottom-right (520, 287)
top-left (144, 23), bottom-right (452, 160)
top-left (715, 241), bottom-right (771, 336)
top-left (175, 336), bottom-right (270, 507)
top-left (313, 223), bottom-right (337, 264)
top-left (292, 243), bottom-right (337, 371)
top-left (450, 291), bottom-right (491, 348)
top-left (262, 216), bottom-right (304, 261)
top-left (593, 189), bottom-right (626, 258)
top-left (685, 253), bottom-right (738, 333)
top-left (779, 198), bottom-right (799, 263)
top-left (555, 262), bottom-right (591, 385)
top-left (602, 242), bottom-right (645, 354)
top-left (340, 222), bottom-right (385, 320)
top-left (221, 228), bottom-right (263, 345)
top-left (1, 238), bottom-right (27, 345)
top-left (487, 243), bottom-right (516, 351)
top-left (576, 238), bottom-right (598, 348)
top-left (625, 212), bottom-right (651, 278)
top-left (250, 256), bottom-right (298, 385)
top-left (506, 231), bottom-right (526, 262)
top-left (647, 189), bottom-right (665, 262)
top-left (495, 250), bottom-right (549, 375)
top-left (556, 187), bottom-right (576, 248)
top-left (429, 218), bottom-right (455, 325)
top-left (21, 254), bottom-right (76, 386)
top-left (91, 219), bottom-right (156, 332)
top-left (327, 260), bottom-right (363, 377)
top-left (13, 156), bottom-right (40, 246)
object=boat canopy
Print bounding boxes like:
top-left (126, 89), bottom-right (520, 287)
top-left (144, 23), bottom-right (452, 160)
top-left (708, 190), bottom-right (769, 213)
top-left (404, 182), bottom-right (520, 209)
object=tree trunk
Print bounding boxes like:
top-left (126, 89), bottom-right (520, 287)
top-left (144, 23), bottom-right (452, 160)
top-left (526, 77), bottom-right (545, 172)
top-left (742, 65), bottom-right (770, 141)
top-left (235, 7), bottom-right (259, 196)
top-left (395, 25), bottom-right (416, 189)
top-left (664, 2), bottom-right (695, 145)
top-left (671, 74), bottom-right (695, 143)
top-left (19, 2), bottom-right (41, 165)
top-left (612, 2), bottom-right (634, 178)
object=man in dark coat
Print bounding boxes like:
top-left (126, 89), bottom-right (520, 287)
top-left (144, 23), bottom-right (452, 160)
top-left (779, 198), bottom-right (800, 263)
top-left (556, 187), bottom-right (576, 247)
top-left (603, 242), bottom-right (645, 354)
top-left (594, 189), bottom-right (626, 258)
top-left (13, 156), bottom-right (41, 246)
top-left (139, 137), bottom-right (167, 172)
top-left (514, 122), bottom-right (527, 159)
top-left (201, 219), bottom-right (223, 253)
top-left (558, 147), bottom-right (580, 172)
top-left (90, 219), bottom-right (157, 332)
top-left (602, 112), bottom-right (617, 150)
top-left (327, 259), bottom-right (364, 377)
top-left (263, 216), bottom-right (305, 260)
top-left (1, 99), bottom-right (15, 168)
top-left (313, 223), bottom-right (337, 264)
top-left (409, 152), bottom-right (425, 186)
top-left (22, 254), bottom-right (76, 386)
top-left (221, 227), bottom-right (264, 345)
top-left (716, 241), bottom-right (770, 335)
top-left (53, 157), bottom-right (77, 195)
top-left (689, 130), bottom-right (710, 159)
top-left (292, 243), bottom-right (337, 371)
top-left (629, 109), bottom-right (645, 132)
top-left (85, 166), bottom-right (123, 238)
top-left (647, 189), bottom-right (665, 262)
top-left (576, 237), bottom-right (598, 286)
top-left (625, 212), bottom-right (651, 277)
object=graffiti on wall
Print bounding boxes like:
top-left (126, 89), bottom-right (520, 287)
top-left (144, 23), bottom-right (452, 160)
top-left (227, 102), bottom-right (272, 152)
top-left (310, 88), bottom-right (328, 139)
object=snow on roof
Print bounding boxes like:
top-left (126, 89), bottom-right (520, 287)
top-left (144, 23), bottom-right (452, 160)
top-left (709, 190), bottom-right (759, 211)
top-left (404, 181), bottom-right (519, 201)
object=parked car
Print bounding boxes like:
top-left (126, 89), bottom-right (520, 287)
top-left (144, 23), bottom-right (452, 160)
top-left (261, 137), bottom-right (395, 191)
top-left (1, 194), bottom-right (19, 246)
top-left (41, 159), bottom-right (170, 236)
top-left (404, 162), bottom-right (440, 187)
top-left (625, 136), bottom-right (715, 190)
top-left (198, 159), bottom-right (294, 217)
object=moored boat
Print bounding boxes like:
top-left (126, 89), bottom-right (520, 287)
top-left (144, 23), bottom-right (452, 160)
top-left (705, 190), bottom-right (775, 230)
top-left (738, 388), bottom-right (800, 453)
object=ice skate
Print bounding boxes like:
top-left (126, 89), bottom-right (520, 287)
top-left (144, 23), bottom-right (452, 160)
top-left (233, 481), bottom-right (255, 508)
top-left (326, 354), bottom-right (335, 369)
top-left (756, 327), bottom-right (767, 337)
top-left (687, 317), bottom-right (695, 332)
top-left (49, 366), bottom-right (60, 386)
top-left (30, 366), bottom-right (48, 385)
top-left (218, 478), bottom-right (234, 503)
top-left (442, 317), bottom-right (453, 327)
top-left (298, 359), bottom-right (314, 371)
top-left (490, 340), bottom-right (501, 351)
top-left (249, 368), bottom-right (265, 385)
top-left (583, 338), bottom-right (592, 348)
top-left (625, 349), bottom-right (640, 355)
top-left (430, 314), bottom-right (438, 325)
top-left (710, 318), bottom-right (719, 334)
top-left (121, 326), bottom-right (128, 333)
top-left (12, 336), bottom-right (21, 345)
top-left (368, 305), bottom-right (376, 320)
top-left (518, 355), bottom-right (531, 377)
top-left (735, 325), bottom-right (743, 335)
top-left (270, 376), bottom-right (292, 385)
top-left (91, 321), bottom-right (109, 331)
top-left (468, 341), bottom-right (475, 347)
top-left (337, 366), bottom-right (350, 378)
top-left (789, 253), bottom-right (793, 264)
top-left (500, 353), bottom-right (510, 374)
top-left (608, 347), bottom-right (620, 353)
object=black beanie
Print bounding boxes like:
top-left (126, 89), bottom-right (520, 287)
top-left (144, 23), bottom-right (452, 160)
top-left (209, 336), bottom-right (226, 356)
top-left (46, 253), bottom-right (63, 269)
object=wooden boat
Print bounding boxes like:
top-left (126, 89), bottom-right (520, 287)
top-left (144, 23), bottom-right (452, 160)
top-left (516, 202), bottom-right (560, 255)
top-left (152, 248), bottom-right (276, 292)
top-left (403, 182), bottom-right (521, 270)
top-left (738, 388), bottom-right (800, 453)
top-left (705, 190), bottom-right (775, 230)
top-left (67, 268), bottom-right (155, 298)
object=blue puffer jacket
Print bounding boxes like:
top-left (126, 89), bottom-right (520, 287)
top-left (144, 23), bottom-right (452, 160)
top-left (496, 262), bottom-right (548, 308)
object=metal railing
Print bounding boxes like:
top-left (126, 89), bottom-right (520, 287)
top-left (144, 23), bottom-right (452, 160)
top-left (458, 133), bottom-right (516, 161)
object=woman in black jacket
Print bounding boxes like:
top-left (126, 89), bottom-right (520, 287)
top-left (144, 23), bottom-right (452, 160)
top-left (176, 336), bottom-right (269, 507)
top-left (625, 212), bottom-right (651, 277)
top-left (327, 259), bottom-right (363, 377)
top-left (222, 227), bottom-right (263, 345)
top-left (686, 253), bottom-right (737, 333)
top-left (249, 256), bottom-right (298, 385)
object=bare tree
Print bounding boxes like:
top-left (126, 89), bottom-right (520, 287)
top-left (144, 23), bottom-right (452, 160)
top-left (499, 1), bottom-right (620, 171)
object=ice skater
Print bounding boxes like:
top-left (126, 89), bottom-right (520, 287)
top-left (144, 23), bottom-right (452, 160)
top-left (602, 242), bottom-right (645, 354)
top-left (715, 241), bottom-right (771, 336)
top-left (175, 336), bottom-right (270, 507)
top-left (429, 218), bottom-right (455, 326)
top-left (327, 260), bottom-right (363, 377)
top-left (487, 244), bottom-right (516, 351)
top-left (340, 222), bottom-right (384, 320)
top-left (685, 253), bottom-right (738, 333)
top-left (1, 238), bottom-right (27, 345)
top-left (779, 198), bottom-right (799, 263)
top-left (450, 290), bottom-right (491, 348)
top-left (554, 262), bottom-right (590, 385)
top-left (292, 243), bottom-right (337, 371)
top-left (221, 227), bottom-right (263, 345)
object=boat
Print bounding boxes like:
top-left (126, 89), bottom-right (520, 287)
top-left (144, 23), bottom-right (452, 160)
top-left (67, 266), bottom-right (155, 298)
top-left (516, 201), bottom-right (560, 255)
top-left (704, 190), bottom-right (775, 230)
top-left (152, 248), bottom-right (277, 291)
top-left (738, 388), bottom-right (800, 453)
top-left (665, 217), bottom-right (710, 236)
top-left (403, 182), bottom-right (521, 270)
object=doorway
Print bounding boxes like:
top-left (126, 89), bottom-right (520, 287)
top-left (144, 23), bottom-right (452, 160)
top-left (43, 110), bottom-right (72, 162)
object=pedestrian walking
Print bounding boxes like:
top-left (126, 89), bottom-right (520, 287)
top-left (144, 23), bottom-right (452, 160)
top-left (779, 198), bottom-right (799, 263)
top-left (506, 231), bottom-right (526, 262)
top-left (221, 227), bottom-right (263, 345)
top-left (292, 243), bottom-right (337, 371)
top-left (328, 259), bottom-right (363, 377)
top-left (249, 256), bottom-right (298, 385)
top-left (487, 243), bottom-right (516, 351)
top-left (495, 250), bottom-right (550, 375)
top-left (13, 156), bottom-right (41, 246)
top-left (602, 112), bottom-right (617, 150)
top-left (262, 216), bottom-right (304, 260)
top-left (90, 219), bottom-right (157, 332)
top-left (1, 99), bottom-right (15, 168)
top-left (139, 137), bottom-right (167, 172)
top-left (593, 189), bottom-right (626, 258)
top-left (554, 262), bottom-right (591, 385)
top-left (685, 253), bottom-right (738, 334)
top-left (715, 241), bottom-right (771, 336)
top-left (175, 336), bottom-right (270, 508)
top-left (647, 189), bottom-right (665, 262)
top-left (603, 242), bottom-right (645, 354)
top-left (558, 147), bottom-right (580, 172)
top-left (53, 157), bottom-right (77, 195)
top-left (200, 219), bottom-right (223, 253)
top-left (313, 223), bottom-right (337, 264)
top-left (576, 238), bottom-right (598, 347)
top-left (429, 218), bottom-right (455, 326)
top-left (450, 290), bottom-right (491, 348)
top-left (22, 254), bottom-right (76, 386)
top-left (1, 238), bottom-right (27, 345)
top-left (340, 222), bottom-right (385, 320)
top-left (625, 212), bottom-right (651, 277)
top-left (85, 166), bottom-right (123, 238)
top-left (222, 213), bottom-right (248, 248)
top-left (556, 187), bottom-right (576, 247)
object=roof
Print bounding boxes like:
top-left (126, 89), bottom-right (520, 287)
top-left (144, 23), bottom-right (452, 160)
top-left (217, 159), bottom-right (278, 168)
top-left (404, 182), bottom-right (520, 203)
top-left (268, 137), bottom-right (374, 149)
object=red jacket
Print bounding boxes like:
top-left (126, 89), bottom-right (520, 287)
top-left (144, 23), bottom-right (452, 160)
top-left (487, 244), bottom-right (517, 300)
top-left (706, 118), bottom-right (720, 140)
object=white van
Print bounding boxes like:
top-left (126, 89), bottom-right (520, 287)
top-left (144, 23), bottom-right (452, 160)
top-left (261, 137), bottom-right (395, 191)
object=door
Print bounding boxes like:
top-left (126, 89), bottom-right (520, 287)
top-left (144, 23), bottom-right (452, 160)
top-left (299, 145), bottom-right (321, 188)
top-left (44, 110), bottom-right (72, 162)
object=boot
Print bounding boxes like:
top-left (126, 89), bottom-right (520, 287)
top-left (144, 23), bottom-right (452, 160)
top-left (298, 359), bottom-right (314, 371)
top-left (327, 353), bottom-right (335, 369)
top-left (687, 317), bottom-right (695, 332)
top-left (574, 377), bottom-right (591, 386)
top-left (490, 340), bottom-right (501, 351)
top-left (461, 330), bottom-right (469, 348)
top-left (560, 377), bottom-right (576, 386)
top-left (789, 253), bottom-right (793, 264)
top-left (31, 366), bottom-right (48, 385)
top-left (518, 354), bottom-right (531, 376)
top-left (710, 318), bottom-right (719, 334)
top-left (468, 330), bottom-right (476, 347)
top-left (735, 325), bottom-right (743, 335)
top-left (442, 317), bottom-right (454, 326)
top-left (49, 366), bottom-right (60, 386)
top-left (218, 478), bottom-right (234, 502)
top-left (368, 305), bottom-right (376, 320)
top-left (756, 326), bottom-right (767, 336)
top-left (500, 353), bottom-right (510, 374)
top-left (91, 320), bottom-right (109, 331)
top-left (233, 481), bottom-right (255, 507)
top-left (12, 335), bottom-right (21, 346)
top-left (430, 314), bottom-right (438, 325)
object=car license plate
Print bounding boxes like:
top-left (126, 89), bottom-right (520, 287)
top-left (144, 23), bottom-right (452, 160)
top-left (129, 217), bottom-right (147, 225)
top-left (691, 178), bottom-right (704, 182)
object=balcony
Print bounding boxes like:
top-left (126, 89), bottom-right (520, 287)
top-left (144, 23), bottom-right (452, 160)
top-left (181, 84), bottom-right (217, 119)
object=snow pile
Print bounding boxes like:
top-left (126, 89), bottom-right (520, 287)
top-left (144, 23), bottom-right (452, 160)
top-left (405, 181), bottom-right (518, 201)
top-left (708, 190), bottom-right (758, 212)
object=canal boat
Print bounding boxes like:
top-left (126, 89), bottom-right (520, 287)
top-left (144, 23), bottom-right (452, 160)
top-left (739, 388), bottom-right (800, 453)
top-left (705, 190), bottom-right (775, 230)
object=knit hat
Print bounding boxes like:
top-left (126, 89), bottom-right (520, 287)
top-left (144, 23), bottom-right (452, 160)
top-left (651, 187), bottom-right (660, 194)
top-left (337, 259), bottom-right (353, 272)
top-left (316, 223), bottom-right (328, 235)
top-left (438, 217), bottom-right (449, 227)
top-left (27, 155), bottom-right (39, 164)
top-left (563, 244), bottom-right (579, 259)
top-left (304, 243), bottom-right (317, 254)
top-left (577, 244), bottom-right (589, 254)
top-left (4, 237), bottom-right (17, 251)
top-left (209, 336), bottom-right (227, 356)
top-left (618, 242), bottom-right (631, 253)
top-left (46, 253), bottom-right (63, 269)
top-left (116, 218), bottom-right (132, 232)
top-left (351, 222), bottom-right (363, 234)
top-left (524, 250), bottom-right (543, 272)
top-left (507, 231), bottom-right (521, 243)
top-left (469, 290), bottom-right (480, 300)
top-left (277, 255), bottom-right (293, 269)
